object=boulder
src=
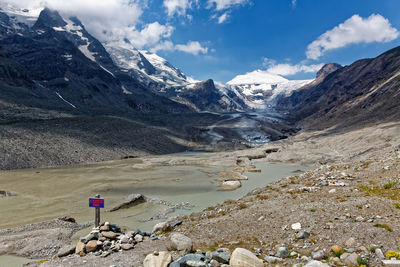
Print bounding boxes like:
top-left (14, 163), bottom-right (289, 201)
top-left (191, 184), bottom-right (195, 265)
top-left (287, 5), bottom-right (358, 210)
top-left (119, 235), bottom-right (130, 244)
top-left (331, 245), bottom-right (343, 254)
top-left (75, 241), bottom-right (86, 256)
top-left (221, 180), bottom-right (241, 190)
top-left (304, 260), bottom-right (330, 267)
top-left (230, 248), bottom-right (263, 267)
top-left (376, 248), bottom-right (385, 259)
top-left (312, 251), bottom-right (326, 260)
top-left (382, 260), bottom-right (400, 266)
top-left (109, 194), bottom-right (145, 212)
top-left (170, 254), bottom-right (206, 267)
top-left (143, 251), bottom-right (172, 267)
top-left (291, 223), bottom-right (302, 230)
top-left (152, 222), bottom-right (171, 233)
top-left (277, 247), bottom-right (289, 258)
top-left (121, 243), bottom-right (134, 250)
top-left (102, 231), bottom-right (117, 239)
top-left (345, 237), bottom-right (356, 247)
top-left (168, 232), bottom-right (192, 254)
top-left (135, 234), bottom-right (144, 242)
top-left (85, 240), bottom-right (98, 253)
top-left (210, 250), bottom-right (231, 264)
top-left (57, 245), bottom-right (76, 257)
top-left (296, 231), bottom-right (310, 239)
top-left (264, 256), bottom-right (283, 263)
top-left (342, 252), bottom-right (359, 266)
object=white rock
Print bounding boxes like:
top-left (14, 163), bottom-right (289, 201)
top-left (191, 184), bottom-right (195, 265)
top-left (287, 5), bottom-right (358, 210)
top-left (222, 180), bottom-right (241, 190)
top-left (345, 237), bottom-right (356, 247)
top-left (291, 222), bottom-right (302, 230)
top-left (382, 260), bottom-right (400, 266)
top-left (376, 248), bottom-right (385, 260)
top-left (230, 248), bottom-right (263, 267)
top-left (304, 260), bottom-right (330, 267)
top-left (152, 222), bottom-right (170, 233)
top-left (143, 251), bottom-right (172, 267)
top-left (328, 189), bottom-right (336, 194)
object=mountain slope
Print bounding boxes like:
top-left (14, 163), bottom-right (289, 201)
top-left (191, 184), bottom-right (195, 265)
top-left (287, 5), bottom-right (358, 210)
top-left (278, 49), bottom-right (400, 130)
top-left (0, 7), bottom-right (189, 114)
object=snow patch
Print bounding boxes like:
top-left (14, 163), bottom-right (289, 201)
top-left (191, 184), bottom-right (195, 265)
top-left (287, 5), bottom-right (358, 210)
top-left (121, 85), bottom-right (132, 94)
top-left (55, 92), bottom-right (76, 108)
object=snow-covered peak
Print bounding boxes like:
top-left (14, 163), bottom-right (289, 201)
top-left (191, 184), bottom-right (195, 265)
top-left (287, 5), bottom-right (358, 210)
top-left (0, 5), bottom-right (42, 26)
top-left (227, 69), bottom-right (288, 85)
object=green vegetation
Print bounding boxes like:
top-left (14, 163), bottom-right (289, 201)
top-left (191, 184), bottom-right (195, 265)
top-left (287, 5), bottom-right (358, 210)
top-left (374, 223), bottom-right (393, 232)
top-left (383, 181), bottom-right (398, 189)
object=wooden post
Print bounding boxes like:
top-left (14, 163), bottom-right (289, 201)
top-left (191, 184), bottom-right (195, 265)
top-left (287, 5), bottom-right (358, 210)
top-left (95, 194), bottom-right (100, 228)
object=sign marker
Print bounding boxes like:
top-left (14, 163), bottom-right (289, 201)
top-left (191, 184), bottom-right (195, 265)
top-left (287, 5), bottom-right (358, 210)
top-left (89, 194), bottom-right (104, 227)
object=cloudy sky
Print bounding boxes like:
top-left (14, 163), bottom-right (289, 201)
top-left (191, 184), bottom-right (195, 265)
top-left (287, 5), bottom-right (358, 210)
top-left (2, 0), bottom-right (399, 82)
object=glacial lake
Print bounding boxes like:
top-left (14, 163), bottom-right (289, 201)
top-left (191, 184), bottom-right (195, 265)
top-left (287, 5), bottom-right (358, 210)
top-left (0, 158), bottom-right (308, 232)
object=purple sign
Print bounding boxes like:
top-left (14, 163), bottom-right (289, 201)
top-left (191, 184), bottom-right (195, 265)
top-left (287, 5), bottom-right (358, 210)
top-left (89, 198), bottom-right (104, 208)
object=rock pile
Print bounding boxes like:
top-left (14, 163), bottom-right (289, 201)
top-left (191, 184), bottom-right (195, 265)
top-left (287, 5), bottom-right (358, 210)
top-left (73, 222), bottom-right (151, 258)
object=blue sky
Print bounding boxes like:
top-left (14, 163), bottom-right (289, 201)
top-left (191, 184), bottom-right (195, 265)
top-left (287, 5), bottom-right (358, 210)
top-left (5, 0), bottom-right (400, 82)
top-left (139, 0), bottom-right (400, 82)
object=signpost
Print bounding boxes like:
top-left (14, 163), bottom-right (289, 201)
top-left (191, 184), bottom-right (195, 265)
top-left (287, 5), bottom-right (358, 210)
top-left (89, 194), bottom-right (104, 227)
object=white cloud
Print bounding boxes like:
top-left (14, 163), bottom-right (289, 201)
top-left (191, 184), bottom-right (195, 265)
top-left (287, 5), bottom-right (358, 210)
top-left (217, 12), bottom-right (230, 23)
top-left (262, 57), bottom-right (323, 76)
top-left (291, 0), bottom-right (297, 8)
top-left (207, 0), bottom-right (249, 11)
top-left (163, 0), bottom-right (192, 16)
top-left (266, 63), bottom-right (324, 76)
top-left (307, 14), bottom-right (399, 60)
top-left (175, 41), bottom-right (208, 55)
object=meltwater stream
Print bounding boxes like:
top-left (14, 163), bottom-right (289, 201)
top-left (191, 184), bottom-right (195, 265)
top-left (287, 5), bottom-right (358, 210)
top-left (0, 158), bottom-right (308, 233)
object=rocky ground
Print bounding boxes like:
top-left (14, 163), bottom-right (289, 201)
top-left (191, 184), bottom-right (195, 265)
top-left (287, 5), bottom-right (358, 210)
top-left (0, 122), bottom-right (399, 266)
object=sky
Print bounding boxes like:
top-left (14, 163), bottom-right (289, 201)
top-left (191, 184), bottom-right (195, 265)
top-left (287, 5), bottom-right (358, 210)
top-left (2, 0), bottom-right (400, 82)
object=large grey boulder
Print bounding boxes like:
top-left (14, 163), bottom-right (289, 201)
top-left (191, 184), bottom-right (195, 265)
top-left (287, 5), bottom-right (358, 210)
top-left (170, 254), bottom-right (207, 267)
top-left (168, 232), bottom-right (193, 254)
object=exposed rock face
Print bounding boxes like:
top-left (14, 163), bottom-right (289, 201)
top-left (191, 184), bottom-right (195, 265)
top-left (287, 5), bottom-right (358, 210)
top-left (109, 194), bottom-right (146, 212)
top-left (278, 47), bottom-right (400, 130)
top-left (230, 248), bottom-right (264, 267)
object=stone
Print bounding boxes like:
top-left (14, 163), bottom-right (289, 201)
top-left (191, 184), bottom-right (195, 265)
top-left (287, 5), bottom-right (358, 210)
top-left (331, 245), bottom-right (343, 254)
top-left (186, 260), bottom-right (207, 267)
top-left (119, 235), bottom-right (130, 244)
top-left (345, 237), bottom-right (356, 247)
top-left (376, 248), bottom-right (385, 259)
top-left (121, 243), bottom-right (134, 250)
top-left (85, 240), bottom-right (98, 253)
top-left (342, 252), bottom-right (359, 266)
top-left (135, 234), bottom-right (144, 242)
top-left (168, 232), bottom-right (192, 254)
top-left (291, 222), bottom-right (302, 230)
top-left (210, 250), bottom-right (231, 264)
top-left (170, 220), bottom-right (183, 228)
top-left (296, 231), bottom-right (310, 239)
top-left (100, 224), bottom-right (110, 231)
top-left (210, 259), bottom-right (221, 267)
top-left (290, 251), bottom-right (298, 257)
top-left (264, 256), bottom-right (282, 263)
top-left (328, 189), bottom-right (336, 193)
top-left (170, 254), bottom-right (206, 267)
top-left (102, 231), bottom-right (117, 239)
top-left (355, 216), bottom-right (366, 222)
top-left (152, 222), bottom-right (170, 233)
top-left (109, 194), bottom-right (145, 212)
top-left (331, 257), bottom-right (343, 266)
top-left (57, 245), bottom-right (76, 257)
top-left (143, 251), bottom-right (172, 267)
top-left (230, 248), bottom-right (263, 267)
top-left (276, 247), bottom-right (289, 258)
top-left (75, 241), bottom-right (86, 256)
top-left (80, 232), bottom-right (98, 244)
top-left (312, 251), bottom-right (326, 260)
top-left (109, 224), bottom-right (121, 233)
top-left (304, 260), bottom-right (330, 267)
top-left (221, 180), bottom-right (241, 190)
top-left (382, 260), bottom-right (400, 266)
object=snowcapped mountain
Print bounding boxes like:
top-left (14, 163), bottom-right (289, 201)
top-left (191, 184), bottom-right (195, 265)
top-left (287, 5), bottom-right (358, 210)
top-left (226, 69), bottom-right (312, 109)
top-left (0, 6), bottom-right (188, 114)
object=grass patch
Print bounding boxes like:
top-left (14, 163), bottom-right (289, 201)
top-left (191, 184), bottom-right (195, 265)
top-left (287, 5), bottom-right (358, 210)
top-left (357, 257), bottom-right (369, 266)
top-left (359, 185), bottom-right (400, 201)
top-left (394, 203), bottom-right (400, 209)
top-left (370, 247), bottom-right (376, 253)
top-left (374, 223), bottom-right (393, 232)
top-left (383, 181), bottom-right (398, 189)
